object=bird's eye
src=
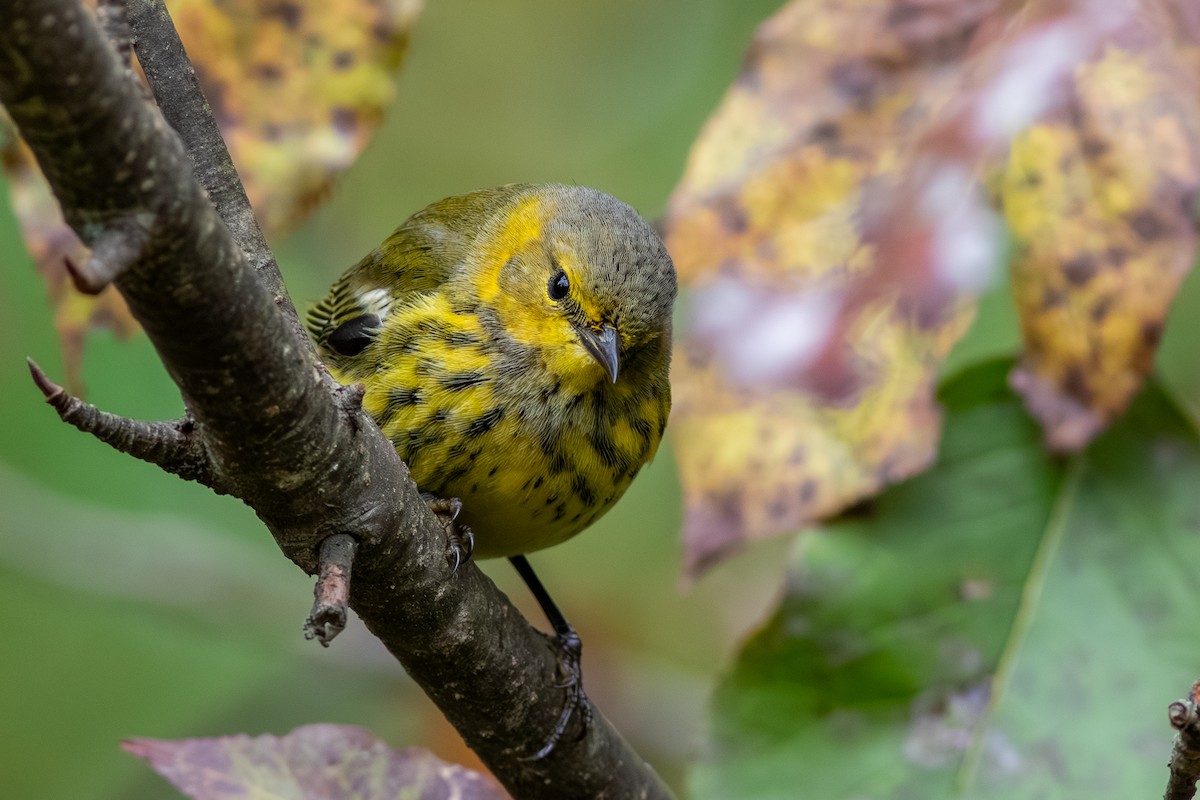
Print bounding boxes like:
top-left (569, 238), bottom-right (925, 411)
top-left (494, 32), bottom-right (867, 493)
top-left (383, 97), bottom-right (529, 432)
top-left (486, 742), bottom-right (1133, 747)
top-left (547, 270), bottom-right (570, 301)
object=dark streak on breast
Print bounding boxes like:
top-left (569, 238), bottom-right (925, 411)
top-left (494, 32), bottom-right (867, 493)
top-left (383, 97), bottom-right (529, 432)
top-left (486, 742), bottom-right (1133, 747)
top-left (466, 407), bottom-right (505, 437)
top-left (588, 427), bottom-right (624, 469)
top-left (441, 370), bottom-right (488, 391)
top-left (631, 415), bottom-right (653, 445)
top-left (445, 330), bottom-right (480, 347)
top-left (388, 386), bottom-right (422, 407)
top-left (572, 474), bottom-right (595, 506)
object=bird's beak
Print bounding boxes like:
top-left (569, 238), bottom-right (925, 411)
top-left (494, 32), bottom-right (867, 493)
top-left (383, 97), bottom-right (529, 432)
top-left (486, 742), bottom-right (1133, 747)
top-left (577, 322), bottom-right (620, 383)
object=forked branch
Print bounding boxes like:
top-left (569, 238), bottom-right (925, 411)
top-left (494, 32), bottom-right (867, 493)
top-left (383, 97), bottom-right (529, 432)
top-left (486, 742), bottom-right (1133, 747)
top-left (0, 0), bottom-right (671, 796)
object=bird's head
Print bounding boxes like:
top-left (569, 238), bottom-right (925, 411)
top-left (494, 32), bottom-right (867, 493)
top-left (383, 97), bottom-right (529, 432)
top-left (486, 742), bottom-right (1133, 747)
top-left (468, 185), bottom-right (677, 391)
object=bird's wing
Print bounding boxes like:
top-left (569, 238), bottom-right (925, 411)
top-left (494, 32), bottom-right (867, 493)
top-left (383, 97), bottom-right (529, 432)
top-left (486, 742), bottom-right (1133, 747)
top-left (306, 187), bottom-right (528, 362)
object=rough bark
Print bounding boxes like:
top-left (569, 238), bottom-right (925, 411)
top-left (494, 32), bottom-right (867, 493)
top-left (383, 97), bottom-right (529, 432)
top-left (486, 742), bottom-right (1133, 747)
top-left (0, 0), bottom-right (671, 796)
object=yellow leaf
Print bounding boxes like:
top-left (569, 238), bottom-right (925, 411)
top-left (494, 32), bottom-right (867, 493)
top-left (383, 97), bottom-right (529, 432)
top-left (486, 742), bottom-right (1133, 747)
top-left (664, 0), bottom-right (987, 576)
top-left (1003, 31), bottom-right (1200, 452)
top-left (665, 0), bottom-right (1176, 574)
top-left (171, 0), bottom-right (423, 234)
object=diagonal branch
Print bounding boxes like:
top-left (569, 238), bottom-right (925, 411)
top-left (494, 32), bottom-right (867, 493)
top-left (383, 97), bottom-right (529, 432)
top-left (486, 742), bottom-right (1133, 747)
top-left (0, 1), bottom-right (671, 797)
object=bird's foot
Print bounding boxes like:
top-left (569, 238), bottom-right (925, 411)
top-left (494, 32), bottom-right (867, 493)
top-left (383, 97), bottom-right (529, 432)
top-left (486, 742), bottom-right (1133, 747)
top-left (422, 494), bottom-right (475, 572)
top-left (527, 626), bottom-right (593, 760)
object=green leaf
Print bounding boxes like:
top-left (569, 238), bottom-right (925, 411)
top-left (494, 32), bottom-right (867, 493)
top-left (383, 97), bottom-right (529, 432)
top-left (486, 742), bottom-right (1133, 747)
top-left (694, 359), bottom-right (1200, 799)
top-left (124, 724), bottom-right (506, 800)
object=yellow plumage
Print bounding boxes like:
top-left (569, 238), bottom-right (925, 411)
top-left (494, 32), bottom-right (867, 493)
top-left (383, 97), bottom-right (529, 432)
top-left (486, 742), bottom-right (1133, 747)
top-left (307, 184), bottom-right (676, 558)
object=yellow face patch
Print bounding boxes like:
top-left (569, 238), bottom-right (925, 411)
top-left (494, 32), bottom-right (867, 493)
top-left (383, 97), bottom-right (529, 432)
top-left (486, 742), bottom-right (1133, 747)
top-left (462, 196), bottom-right (611, 390)
top-left (474, 195), bottom-right (544, 305)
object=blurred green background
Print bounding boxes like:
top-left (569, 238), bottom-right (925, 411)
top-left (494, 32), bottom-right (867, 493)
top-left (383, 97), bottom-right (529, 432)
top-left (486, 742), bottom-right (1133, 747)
top-left (0, 1), bottom-right (788, 797)
top-left (6, 1), bottom-right (1200, 798)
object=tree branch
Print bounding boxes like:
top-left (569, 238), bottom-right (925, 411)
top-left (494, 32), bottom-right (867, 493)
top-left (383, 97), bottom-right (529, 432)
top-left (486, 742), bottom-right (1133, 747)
top-left (1166, 681), bottom-right (1200, 800)
top-left (0, 1), bottom-right (671, 796)
top-left (28, 357), bottom-right (220, 489)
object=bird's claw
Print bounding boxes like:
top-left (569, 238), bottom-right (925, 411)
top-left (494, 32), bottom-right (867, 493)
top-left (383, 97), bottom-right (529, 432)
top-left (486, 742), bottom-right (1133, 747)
top-left (525, 628), bottom-right (592, 760)
top-left (448, 527), bottom-right (475, 572)
top-left (422, 494), bottom-right (474, 572)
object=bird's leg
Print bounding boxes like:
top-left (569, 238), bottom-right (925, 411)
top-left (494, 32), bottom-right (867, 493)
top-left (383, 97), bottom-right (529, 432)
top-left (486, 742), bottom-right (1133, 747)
top-left (421, 493), bottom-right (475, 572)
top-left (509, 554), bottom-right (593, 759)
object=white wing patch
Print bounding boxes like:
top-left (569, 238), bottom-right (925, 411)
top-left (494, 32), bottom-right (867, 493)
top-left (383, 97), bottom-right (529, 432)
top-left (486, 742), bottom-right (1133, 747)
top-left (356, 287), bottom-right (395, 320)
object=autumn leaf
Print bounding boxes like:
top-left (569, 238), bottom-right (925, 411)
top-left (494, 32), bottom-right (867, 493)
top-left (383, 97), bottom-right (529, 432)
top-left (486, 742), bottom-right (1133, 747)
top-left (1001, 6), bottom-right (1200, 452)
top-left (664, 0), bottom-right (992, 577)
top-left (0, 0), bottom-right (421, 392)
top-left (664, 0), bottom-right (1174, 576)
top-left (170, 0), bottom-right (422, 235)
top-left (123, 724), bottom-right (508, 800)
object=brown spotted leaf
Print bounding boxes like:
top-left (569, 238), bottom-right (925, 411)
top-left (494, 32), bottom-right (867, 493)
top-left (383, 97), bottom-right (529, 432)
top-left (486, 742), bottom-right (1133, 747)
top-left (170, 0), bottom-right (422, 234)
top-left (0, 0), bottom-right (421, 390)
top-left (665, 0), bottom-right (1142, 576)
top-left (1001, 1), bottom-right (1200, 452)
top-left (665, 0), bottom-right (993, 577)
top-left (123, 724), bottom-right (508, 800)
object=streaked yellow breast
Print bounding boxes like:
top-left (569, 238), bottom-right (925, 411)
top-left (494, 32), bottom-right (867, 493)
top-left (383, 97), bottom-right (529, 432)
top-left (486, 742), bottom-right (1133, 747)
top-left (334, 292), bottom-right (668, 558)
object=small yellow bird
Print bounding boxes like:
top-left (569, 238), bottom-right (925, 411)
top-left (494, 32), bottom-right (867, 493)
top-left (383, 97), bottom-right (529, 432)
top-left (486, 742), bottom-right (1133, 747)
top-left (308, 183), bottom-right (675, 558)
top-left (307, 183), bottom-right (676, 754)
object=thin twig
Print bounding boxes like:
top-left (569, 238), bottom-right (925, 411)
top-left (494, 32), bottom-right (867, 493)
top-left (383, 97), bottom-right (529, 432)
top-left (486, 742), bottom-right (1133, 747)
top-left (63, 212), bottom-right (156, 293)
top-left (304, 534), bottom-right (358, 647)
top-left (28, 358), bottom-right (219, 489)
